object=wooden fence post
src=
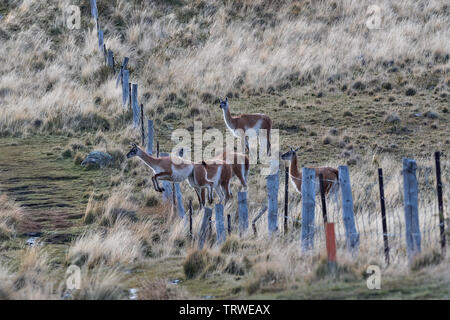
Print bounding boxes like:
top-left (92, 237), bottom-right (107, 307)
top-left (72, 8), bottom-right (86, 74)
top-left (156, 141), bottom-right (160, 157)
top-left (146, 120), bottom-right (154, 155)
top-left (252, 206), bottom-right (268, 236)
top-left (215, 204), bottom-right (226, 245)
top-left (319, 173), bottom-right (327, 225)
top-left (238, 192), bottom-right (248, 236)
top-left (325, 223), bottom-right (337, 271)
top-left (90, 0), bottom-right (98, 20)
top-left (140, 104), bottom-right (145, 146)
top-left (227, 214), bottom-right (231, 235)
top-left (107, 50), bottom-right (114, 70)
top-left (98, 29), bottom-right (104, 51)
top-left (378, 168), bottom-right (390, 265)
top-left (188, 200), bottom-right (193, 241)
top-left (434, 151), bottom-right (446, 254)
top-left (284, 166), bottom-right (289, 235)
top-left (266, 171), bottom-right (279, 234)
top-left (338, 165), bottom-right (360, 254)
top-left (103, 44), bottom-right (107, 63)
top-left (159, 152), bottom-right (173, 202)
top-left (122, 70), bottom-right (129, 107)
top-left (174, 183), bottom-right (185, 218)
top-left (301, 168), bottom-right (316, 251)
top-left (116, 57), bottom-right (129, 88)
top-left (402, 158), bottom-right (421, 260)
top-left (131, 84), bottom-right (139, 128)
top-left (198, 207), bottom-right (212, 249)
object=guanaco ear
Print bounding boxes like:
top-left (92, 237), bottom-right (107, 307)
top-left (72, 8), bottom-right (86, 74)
top-left (132, 143), bottom-right (137, 148)
top-left (294, 146), bottom-right (301, 152)
top-left (225, 96), bottom-right (228, 103)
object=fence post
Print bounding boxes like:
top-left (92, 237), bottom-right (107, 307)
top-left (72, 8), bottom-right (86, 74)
top-left (266, 171), bottom-right (279, 234)
top-left (338, 165), bottom-right (360, 254)
top-left (402, 158), bottom-right (421, 260)
top-left (159, 152), bottom-right (173, 202)
top-left (116, 57), bottom-right (129, 88)
top-left (156, 141), bottom-right (160, 157)
top-left (252, 206), bottom-right (268, 236)
top-left (188, 200), bottom-right (193, 241)
top-left (90, 0), bottom-right (98, 20)
top-left (198, 207), bottom-right (212, 249)
top-left (434, 151), bottom-right (446, 255)
top-left (174, 183), bottom-right (185, 218)
top-left (140, 104), bottom-right (145, 145)
top-left (98, 29), bottom-right (104, 51)
top-left (107, 50), bottom-right (114, 70)
top-left (103, 44), bottom-right (107, 63)
top-left (301, 168), bottom-right (316, 251)
top-left (227, 214), bottom-right (231, 235)
top-left (238, 192), bottom-right (248, 236)
top-left (215, 204), bottom-right (226, 245)
top-left (378, 168), bottom-right (390, 265)
top-left (284, 166), bottom-right (289, 234)
top-left (325, 223), bottom-right (337, 272)
top-left (122, 70), bottom-right (129, 107)
top-left (319, 173), bottom-right (327, 225)
top-left (131, 84), bottom-right (139, 128)
top-left (146, 120), bottom-right (154, 154)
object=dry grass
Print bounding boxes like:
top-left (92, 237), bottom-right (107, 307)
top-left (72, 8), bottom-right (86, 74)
top-left (0, 194), bottom-right (24, 239)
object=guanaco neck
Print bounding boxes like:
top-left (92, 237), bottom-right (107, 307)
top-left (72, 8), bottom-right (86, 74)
top-left (290, 153), bottom-right (301, 179)
top-left (137, 150), bottom-right (161, 168)
top-left (222, 107), bottom-right (237, 130)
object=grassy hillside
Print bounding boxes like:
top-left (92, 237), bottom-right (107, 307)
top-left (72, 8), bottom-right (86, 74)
top-left (0, 0), bottom-right (449, 300)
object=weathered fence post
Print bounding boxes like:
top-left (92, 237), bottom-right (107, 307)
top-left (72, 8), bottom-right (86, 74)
top-left (174, 183), bottom-right (185, 218)
top-left (325, 223), bottom-right (337, 272)
top-left (434, 151), bottom-right (446, 254)
top-left (131, 84), bottom-right (139, 128)
top-left (140, 104), bottom-right (145, 146)
top-left (98, 29), bottom-right (104, 51)
top-left (90, 0), bottom-right (98, 20)
top-left (266, 171), bottom-right (279, 234)
top-left (159, 152), bottom-right (173, 202)
top-left (215, 204), bottom-right (226, 245)
top-left (188, 200), bottom-right (193, 241)
top-left (103, 44), bottom-right (107, 62)
top-left (122, 70), bottom-right (129, 107)
top-left (116, 57), bottom-right (129, 88)
top-left (402, 158), bottom-right (421, 260)
top-left (238, 192), bottom-right (248, 236)
top-left (156, 141), bottom-right (160, 157)
top-left (301, 168), bottom-right (316, 251)
top-left (107, 50), bottom-right (114, 70)
top-left (198, 207), bottom-right (212, 249)
top-left (378, 168), bottom-right (390, 265)
top-left (338, 165), bottom-right (360, 254)
top-left (252, 206), bottom-right (268, 236)
top-left (227, 214), bottom-right (231, 235)
top-left (284, 166), bottom-right (289, 234)
top-left (319, 173), bottom-right (327, 225)
top-left (146, 120), bottom-right (154, 154)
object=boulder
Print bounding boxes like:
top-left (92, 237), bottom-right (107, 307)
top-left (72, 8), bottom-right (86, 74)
top-left (81, 151), bottom-right (113, 169)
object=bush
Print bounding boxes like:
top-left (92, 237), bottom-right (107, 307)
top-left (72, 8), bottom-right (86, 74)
top-left (183, 249), bottom-right (209, 279)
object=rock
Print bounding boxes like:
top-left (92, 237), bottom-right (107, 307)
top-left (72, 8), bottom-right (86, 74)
top-left (385, 113), bottom-right (401, 123)
top-left (81, 151), bottom-right (113, 168)
top-left (424, 111), bottom-right (439, 119)
top-left (405, 87), bottom-right (417, 96)
top-left (382, 82), bottom-right (392, 90)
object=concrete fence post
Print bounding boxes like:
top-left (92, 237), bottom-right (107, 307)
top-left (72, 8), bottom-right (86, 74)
top-left (266, 171), bottom-right (279, 234)
top-left (215, 204), bottom-right (226, 245)
top-left (301, 168), bottom-right (316, 251)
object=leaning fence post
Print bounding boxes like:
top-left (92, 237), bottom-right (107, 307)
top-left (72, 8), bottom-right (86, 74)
top-left (131, 84), bottom-right (139, 128)
top-left (301, 168), bottom-right (316, 251)
top-left (402, 158), bottom-right (421, 260)
top-left (434, 151), bottom-right (446, 255)
top-left (266, 171), bottom-right (279, 234)
top-left (198, 207), bottom-right (212, 249)
top-left (98, 29), bottom-right (104, 51)
top-left (378, 168), bottom-right (390, 265)
top-left (252, 206), bottom-right (268, 236)
top-left (338, 165), bottom-right (360, 254)
top-left (215, 204), bottom-right (226, 245)
top-left (122, 70), bottom-right (129, 107)
top-left (284, 166), bottom-right (289, 235)
top-left (238, 192), bottom-right (248, 236)
top-left (146, 120), bottom-right (154, 155)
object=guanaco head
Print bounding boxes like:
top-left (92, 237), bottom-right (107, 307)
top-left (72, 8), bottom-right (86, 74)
top-left (219, 97), bottom-right (229, 110)
top-left (280, 146), bottom-right (301, 161)
top-left (126, 143), bottom-right (142, 159)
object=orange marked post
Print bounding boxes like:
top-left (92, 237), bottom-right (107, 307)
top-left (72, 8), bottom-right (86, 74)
top-left (325, 223), bottom-right (337, 269)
